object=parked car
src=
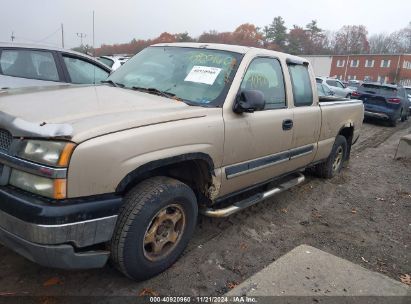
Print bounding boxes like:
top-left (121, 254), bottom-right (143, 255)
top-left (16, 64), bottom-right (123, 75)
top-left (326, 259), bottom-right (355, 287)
top-left (0, 43), bottom-right (364, 280)
top-left (347, 80), bottom-right (363, 91)
top-left (316, 77), bottom-right (353, 98)
top-left (351, 82), bottom-right (409, 126)
top-left (98, 55), bottom-right (130, 70)
top-left (317, 82), bottom-right (334, 97)
top-left (0, 43), bottom-right (111, 89)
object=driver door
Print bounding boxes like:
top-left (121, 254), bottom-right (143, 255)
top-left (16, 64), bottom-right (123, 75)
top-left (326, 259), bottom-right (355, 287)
top-left (220, 57), bottom-right (294, 196)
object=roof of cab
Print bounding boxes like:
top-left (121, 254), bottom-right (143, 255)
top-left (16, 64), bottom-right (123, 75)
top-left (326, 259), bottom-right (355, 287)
top-left (152, 42), bottom-right (308, 63)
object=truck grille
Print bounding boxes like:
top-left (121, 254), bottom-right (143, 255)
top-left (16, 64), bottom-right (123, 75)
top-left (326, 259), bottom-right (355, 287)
top-left (0, 129), bottom-right (12, 152)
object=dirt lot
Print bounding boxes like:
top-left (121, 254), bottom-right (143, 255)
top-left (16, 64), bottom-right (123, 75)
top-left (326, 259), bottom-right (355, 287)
top-left (0, 120), bottom-right (410, 296)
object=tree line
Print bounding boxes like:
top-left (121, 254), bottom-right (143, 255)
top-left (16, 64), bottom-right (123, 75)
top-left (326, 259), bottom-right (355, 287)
top-left (91, 17), bottom-right (411, 56)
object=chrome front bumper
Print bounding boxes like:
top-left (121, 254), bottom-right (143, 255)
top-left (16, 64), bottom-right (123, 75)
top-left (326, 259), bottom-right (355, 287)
top-left (0, 209), bottom-right (118, 269)
top-left (0, 186), bottom-right (122, 269)
top-left (0, 210), bottom-right (117, 248)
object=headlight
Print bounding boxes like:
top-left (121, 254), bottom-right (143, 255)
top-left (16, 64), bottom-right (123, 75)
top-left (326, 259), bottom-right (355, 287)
top-left (9, 169), bottom-right (66, 199)
top-left (16, 140), bottom-right (75, 167)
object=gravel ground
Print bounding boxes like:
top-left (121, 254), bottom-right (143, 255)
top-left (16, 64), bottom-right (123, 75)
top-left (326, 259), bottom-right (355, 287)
top-left (0, 119), bottom-right (410, 296)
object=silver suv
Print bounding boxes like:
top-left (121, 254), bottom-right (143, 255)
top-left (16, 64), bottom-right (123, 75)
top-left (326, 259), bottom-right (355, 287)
top-left (0, 43), bottom-right (111, 89)
top-left (316, 77), bottom-right (353, 98)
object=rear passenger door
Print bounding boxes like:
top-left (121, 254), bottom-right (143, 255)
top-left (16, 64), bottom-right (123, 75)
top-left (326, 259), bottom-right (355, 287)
top-left (221, 57), bottom-right (294, 196)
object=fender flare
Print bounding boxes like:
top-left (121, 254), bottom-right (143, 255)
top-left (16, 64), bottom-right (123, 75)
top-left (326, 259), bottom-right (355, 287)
top-left (115, 152), bottom-right (215, 193)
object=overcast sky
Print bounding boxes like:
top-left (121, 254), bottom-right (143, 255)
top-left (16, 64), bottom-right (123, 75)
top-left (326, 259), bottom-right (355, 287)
top-left (1, 0), bottom-right (410, 49)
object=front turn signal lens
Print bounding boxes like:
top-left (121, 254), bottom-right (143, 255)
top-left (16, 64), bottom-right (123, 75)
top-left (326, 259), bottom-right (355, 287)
top-left (58, 143), bottom-right (76, 167)
top-left (53, 179), bottom-right (67, 200)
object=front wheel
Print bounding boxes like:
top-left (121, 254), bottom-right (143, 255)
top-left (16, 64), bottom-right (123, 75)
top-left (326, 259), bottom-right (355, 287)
top-left (110, 176), bottom-right (198, 281)
top-left (315, 135), bottom-right (348, 178)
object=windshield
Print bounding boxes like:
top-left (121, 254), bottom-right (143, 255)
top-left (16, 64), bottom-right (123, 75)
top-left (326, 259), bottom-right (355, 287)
top-left (107, 46), bottom-right (242, 106)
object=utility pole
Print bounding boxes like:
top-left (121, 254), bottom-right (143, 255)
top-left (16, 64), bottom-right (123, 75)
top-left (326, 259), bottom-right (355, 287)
top-left (76, 32), bottom-right (86, 46)
top-left (11, 31), bottom-right (15, 42)
top-left (61, 24), bottom-right (64, 48)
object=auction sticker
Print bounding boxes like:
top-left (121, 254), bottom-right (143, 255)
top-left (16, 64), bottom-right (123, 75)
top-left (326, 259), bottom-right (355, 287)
top-left (184, 66), bottom-right (221, 85)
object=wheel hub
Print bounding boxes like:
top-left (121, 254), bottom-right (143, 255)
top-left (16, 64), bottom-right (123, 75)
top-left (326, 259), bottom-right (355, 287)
top-left (143, 204), bottom-right (185, 261)
top-left (332, 146), bottom-right (344, 172)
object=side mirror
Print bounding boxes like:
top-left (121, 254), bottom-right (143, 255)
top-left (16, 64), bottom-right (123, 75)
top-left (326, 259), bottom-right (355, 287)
top-left (233, 89), bottom-right (265, 114)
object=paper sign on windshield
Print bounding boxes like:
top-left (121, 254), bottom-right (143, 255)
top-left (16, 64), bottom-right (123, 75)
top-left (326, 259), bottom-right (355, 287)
top-left (184, 66), bottom-right (222, 85)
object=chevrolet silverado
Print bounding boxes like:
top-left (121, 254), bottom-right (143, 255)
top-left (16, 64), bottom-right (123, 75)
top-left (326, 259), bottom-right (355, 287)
top-left (0, 43), bottom-right (364, 280)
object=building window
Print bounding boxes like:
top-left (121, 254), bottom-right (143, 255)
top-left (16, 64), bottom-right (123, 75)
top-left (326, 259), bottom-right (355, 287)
top-left (336, 60), bottom-right (345, 67)
top-left (380, 59), bottom-right (391, 68)
top-left (403, 61), bottom-right (411, 69)
top-left (364, 76), bottom-right (372, 81)
top-left (350, 59), bottom-right (359, 67)
top-left (347, 75), bottom-right (357, 80)
top-left (365, 59), bottom-right (374, 67)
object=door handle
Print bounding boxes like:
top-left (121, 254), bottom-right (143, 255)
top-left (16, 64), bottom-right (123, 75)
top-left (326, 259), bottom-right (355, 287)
top-left (282, 119), bottom-right (293, 130)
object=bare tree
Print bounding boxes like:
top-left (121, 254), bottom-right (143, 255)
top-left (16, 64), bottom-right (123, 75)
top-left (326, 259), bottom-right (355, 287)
top-left (333, 25), bottom-right (369, 54)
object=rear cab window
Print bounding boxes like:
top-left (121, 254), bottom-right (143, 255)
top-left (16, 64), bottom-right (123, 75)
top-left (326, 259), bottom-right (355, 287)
top-left (0, 49), bottom-right (60, 81)
top-left (287, 62), bottom-right (313, 107)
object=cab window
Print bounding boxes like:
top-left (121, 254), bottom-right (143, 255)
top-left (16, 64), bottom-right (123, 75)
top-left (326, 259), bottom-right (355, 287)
top-left (288, 64), bottom-right (313, 106)
top-left (240, 57), bottom-right (286, 110)
top-left (63, 55), bottom-right (109, 84)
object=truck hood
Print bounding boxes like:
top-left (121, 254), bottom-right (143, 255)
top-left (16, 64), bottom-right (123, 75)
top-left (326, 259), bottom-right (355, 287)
top-left (0, 85), bottom-right (209, 142)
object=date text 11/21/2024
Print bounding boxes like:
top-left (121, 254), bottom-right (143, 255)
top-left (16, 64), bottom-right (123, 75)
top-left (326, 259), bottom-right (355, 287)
top-left (149, 296), bottom-right (258, 303)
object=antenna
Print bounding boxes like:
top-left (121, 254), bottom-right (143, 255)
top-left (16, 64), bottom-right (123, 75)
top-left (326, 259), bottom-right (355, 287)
top-left (61, 24), bottom-right (64, 48)
top-left (92, 11), bottom-right (95, 57)
top-left (11, 31), bottom-right (15, 42)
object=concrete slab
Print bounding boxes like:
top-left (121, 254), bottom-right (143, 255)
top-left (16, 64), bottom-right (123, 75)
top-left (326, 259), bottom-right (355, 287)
top-left (227, 245), bottom-right (410, 296)
top-left (395, 134), bottom-right (411, 159)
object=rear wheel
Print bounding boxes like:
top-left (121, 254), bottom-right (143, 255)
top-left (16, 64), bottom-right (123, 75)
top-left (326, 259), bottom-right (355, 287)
top-left (110, 176), bottom-right (198, 281)
top-left (400, 109), bottom-right (406, 122)
top-left (389, 117), bottom-right (397, 127)
top-left (315, 135), bottom-right (347, 178)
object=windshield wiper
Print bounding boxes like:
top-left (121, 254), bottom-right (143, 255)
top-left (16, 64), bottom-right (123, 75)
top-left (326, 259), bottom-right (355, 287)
top-left (101, 80), bottom-right (124, 88)
top-left (131, 86), bottom-right (177, 99)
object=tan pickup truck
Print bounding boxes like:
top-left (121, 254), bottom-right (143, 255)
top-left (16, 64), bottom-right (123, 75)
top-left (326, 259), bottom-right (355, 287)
top-left (0, 43), bottom-right (363, 280)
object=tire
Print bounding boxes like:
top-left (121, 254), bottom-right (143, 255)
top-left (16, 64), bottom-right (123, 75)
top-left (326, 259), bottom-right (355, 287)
top-left (389, 117), bottom-right (397, 127)
top-left (346, 93), bottom-right (351, 99)
top-left (315, 135), bottom-right (348, 179)
top-left (110, 176), bottom-right (198, 281)
top-left (400, 109), bottom-right (406, 122)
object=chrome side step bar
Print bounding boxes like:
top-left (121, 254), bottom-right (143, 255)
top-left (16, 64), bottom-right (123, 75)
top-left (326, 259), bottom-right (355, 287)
top-left (201, 173), bottom-right (305, 218)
